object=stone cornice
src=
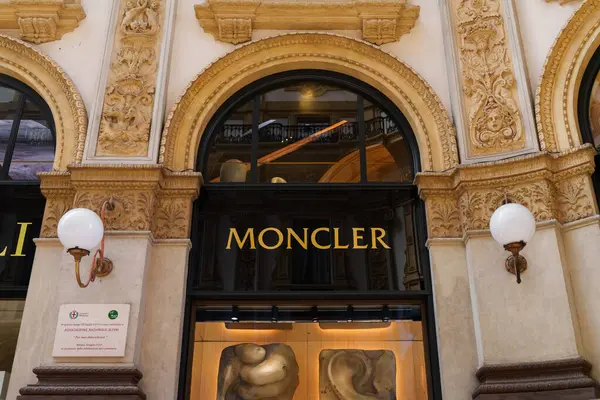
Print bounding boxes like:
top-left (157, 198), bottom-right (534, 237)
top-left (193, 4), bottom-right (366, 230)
top-left (38, 164), bottom-right (202, 239)
top-left (0, 0), bottom-right (86, 44)
top-left (416, 145), bottom-right (599, 238)
top-left (545, 0), bottom-right (580, 5)
top-left (194, 0), bottom-right (420, 45)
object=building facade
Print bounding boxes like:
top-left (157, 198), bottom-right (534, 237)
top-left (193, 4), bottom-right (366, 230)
top-left (0, 0), bottom-right (599, 399)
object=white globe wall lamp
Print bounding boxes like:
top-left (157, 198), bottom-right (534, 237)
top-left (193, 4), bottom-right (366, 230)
top-left (57, 199), bottom-right (116, 288)
top-left (489, 202), bottom-right (536, 284)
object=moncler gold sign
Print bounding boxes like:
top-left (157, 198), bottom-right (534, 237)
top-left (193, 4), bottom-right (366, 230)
top-left (226, 227), bottom-right (391, 250)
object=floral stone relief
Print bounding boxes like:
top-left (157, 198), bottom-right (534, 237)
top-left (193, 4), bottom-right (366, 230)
top-left (96, 0), bottom-right (164, 157)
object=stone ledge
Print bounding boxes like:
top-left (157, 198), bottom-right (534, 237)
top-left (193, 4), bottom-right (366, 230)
top-left (18, 366), bottom-right (146, 399)
top-left (0, 0), bottom-right (86, 44)
top-left (473, 357), bottom-right (600, 400)
top-left (195, 0), bottom-right (420, 45)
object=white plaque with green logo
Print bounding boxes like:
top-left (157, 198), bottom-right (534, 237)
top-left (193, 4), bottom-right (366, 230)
top-left (52, 304), bottom-right (130, 358)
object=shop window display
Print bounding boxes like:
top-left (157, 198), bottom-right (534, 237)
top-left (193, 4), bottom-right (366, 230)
top-left (183, 71), bottom-right (439, 399)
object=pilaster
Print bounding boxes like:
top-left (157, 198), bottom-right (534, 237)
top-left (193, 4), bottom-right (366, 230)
top-left (441, 0), bottom-right (539, 163)
top-left (83, 0), bottom-right (176, 164)
top-left (417, 145), bottom-right (599, 398)
top-left (7, 165), bottom-right (201, 400)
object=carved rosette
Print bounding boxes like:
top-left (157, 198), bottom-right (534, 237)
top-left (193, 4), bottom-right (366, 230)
top-left (96, 0), bottom-right (164, 157)
top-left (454, 0), bottom-right (525, 156)
top-left (416, 146), bottom-right (598, 239)
top-left (39, 165), bottom-right (201, 239)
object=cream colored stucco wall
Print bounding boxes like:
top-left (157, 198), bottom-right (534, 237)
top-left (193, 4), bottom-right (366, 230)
top-left (0, 0), bottom-right (116, 114)
top-left (515, 0), bottom-right (582, 92)
top-left (166, 0), bottom-right (452, 119)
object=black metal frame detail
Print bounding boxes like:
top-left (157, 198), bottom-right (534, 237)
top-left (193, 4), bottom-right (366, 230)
top-left (578, 44), bottom-right (600, 206)
top-left (180, 70), bottom-right (442, 400)
top-left (0, 74), bottom-right (55, 299)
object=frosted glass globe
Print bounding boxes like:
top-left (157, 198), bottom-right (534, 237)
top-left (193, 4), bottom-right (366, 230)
top-left (57, 208), bottom-right (104, 251)
top-left (490, 203), bottom-right (536, 246)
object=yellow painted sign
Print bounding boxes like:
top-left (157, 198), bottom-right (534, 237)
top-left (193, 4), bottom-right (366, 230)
top-left (0, 222), bottom-right (32, 257)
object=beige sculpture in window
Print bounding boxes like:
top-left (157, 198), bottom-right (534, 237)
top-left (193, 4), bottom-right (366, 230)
top-left (217, 343), bottom-right (299, 400)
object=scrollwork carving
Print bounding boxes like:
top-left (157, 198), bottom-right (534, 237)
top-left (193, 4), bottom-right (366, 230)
top-left (455, 0), bottom-right (525, 155)
top-left (417, 146), bottom-right (598, 238)
top-left (97, 0), bottom-right (164, 157)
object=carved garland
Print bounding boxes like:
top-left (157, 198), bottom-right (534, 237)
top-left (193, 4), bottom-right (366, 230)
top-left (536, 0), bottom-right (600, 151)
top-left (160, 33), bottom-right (459, 172)
top-left (416, 145), bottom-right (598, 238)
top-left (96, 0), bottom-right (164, 157)
top-left (454, 0), bottom-right (525, 156)
top-left (0, 34), bottom-right (87, 167)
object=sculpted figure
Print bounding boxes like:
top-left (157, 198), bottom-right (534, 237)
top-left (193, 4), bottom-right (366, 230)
top-left (217, 343), bottom-right (299, 400)
top-left (320, 349), bottom-right (396, 399)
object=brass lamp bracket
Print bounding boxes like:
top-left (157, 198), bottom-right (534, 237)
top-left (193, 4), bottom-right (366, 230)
top-left (503, 241), bottom-right (527, 284)
top-left (68, 197), bottom-right (116, 288)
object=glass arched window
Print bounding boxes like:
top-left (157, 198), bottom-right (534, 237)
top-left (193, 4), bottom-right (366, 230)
top-left (182, 71), bottom-right (440, 400)
top-left (579, 45), bottom-right (600, 205)
top-left (0, 74), bottom-right (54, 387)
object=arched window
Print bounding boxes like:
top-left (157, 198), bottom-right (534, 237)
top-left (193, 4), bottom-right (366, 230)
top-left (182, 71), bottom-right (440, 400)
top-left (578, 45), bottom-right (600, 205)
top-left (0, 74), bottom-right (54, 383)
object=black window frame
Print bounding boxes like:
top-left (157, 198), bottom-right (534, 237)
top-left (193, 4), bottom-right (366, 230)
top-left (578, 44), bottom-right (600, 206)
top-left (180, 70), bottom-right (442, 400)
top-left (0, 74), bottom-right (55, 299)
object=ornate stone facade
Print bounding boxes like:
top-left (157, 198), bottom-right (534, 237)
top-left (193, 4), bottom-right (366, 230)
top-left (194, 0), bottom-right (420, 46)
top-left (452, 0), bottom-right (525, 157)
top-left (160, 33), bottom-right (459, 173)
top-left (0, 0), bottom-right (86, 44)
top-left (39, 165), bottom-right (201, 239)
top-left (96, 0), bottom-right (165, 157)
top-left (416, 145), bottom-right (598, 238)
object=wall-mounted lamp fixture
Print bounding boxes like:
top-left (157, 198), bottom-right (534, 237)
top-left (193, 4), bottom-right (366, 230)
top-left (57, 199), bottom-right (115, 288)
top-left (490, 203), bottom-right (536, 284)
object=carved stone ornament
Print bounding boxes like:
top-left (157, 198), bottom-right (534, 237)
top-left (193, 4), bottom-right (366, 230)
top-left (545, 0), bottom-right (580, 4)
top-left (319, 349), bottom-right (396, 399)
top-left (39, 165), bottom-right (202, 239)
top-left (454, 0), bottom-right (525, 156)
top-left (217, 343), bottom-right (299, 400)
top-left (416, 145), bottom-right (599, 239)
top-left (161, 33), bottom-right (459, 173)
top-left (194, 0), bottom-right (420, 45)
top-left (536, 0), bottom-right (600, 152)
top-left (0, 0), bottom-right (85, 44)
top-left (96, 0), bottom-right (164, 157)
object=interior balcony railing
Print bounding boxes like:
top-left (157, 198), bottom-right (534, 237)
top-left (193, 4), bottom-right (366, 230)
top-left (216, 116), bottom-right (399, 145)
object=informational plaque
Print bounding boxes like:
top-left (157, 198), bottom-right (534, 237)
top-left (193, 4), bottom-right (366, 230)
top-left (52, 304), bottom-right (130, 357)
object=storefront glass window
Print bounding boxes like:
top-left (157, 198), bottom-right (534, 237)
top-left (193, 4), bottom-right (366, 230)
top-left (190, 305), bottom-right (428, 400)
top-left (184, 70), bottom-right (440, 400)
top-left (204, 80), bottom-right (414, 184)
top-left (0, 75), bottom-right (54, 397)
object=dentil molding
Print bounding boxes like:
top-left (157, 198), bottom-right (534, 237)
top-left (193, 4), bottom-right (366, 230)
top-left (194, 0), bottom-right (420, 45)
top-left (0, 0), bottom-right (86, 44)
top-left (416, 145), bottom-right (599, 239)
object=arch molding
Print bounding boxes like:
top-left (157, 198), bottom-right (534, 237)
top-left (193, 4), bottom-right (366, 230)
top-left (0, 34), bottom-right (87, 170)
top-left (536, 0), bottom-right (600, 152)
top-left (160, 33), bottom-right (458, 172)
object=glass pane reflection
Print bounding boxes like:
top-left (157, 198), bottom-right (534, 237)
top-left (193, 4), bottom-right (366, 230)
top-left (205, 81), bottom-right (413, 183)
